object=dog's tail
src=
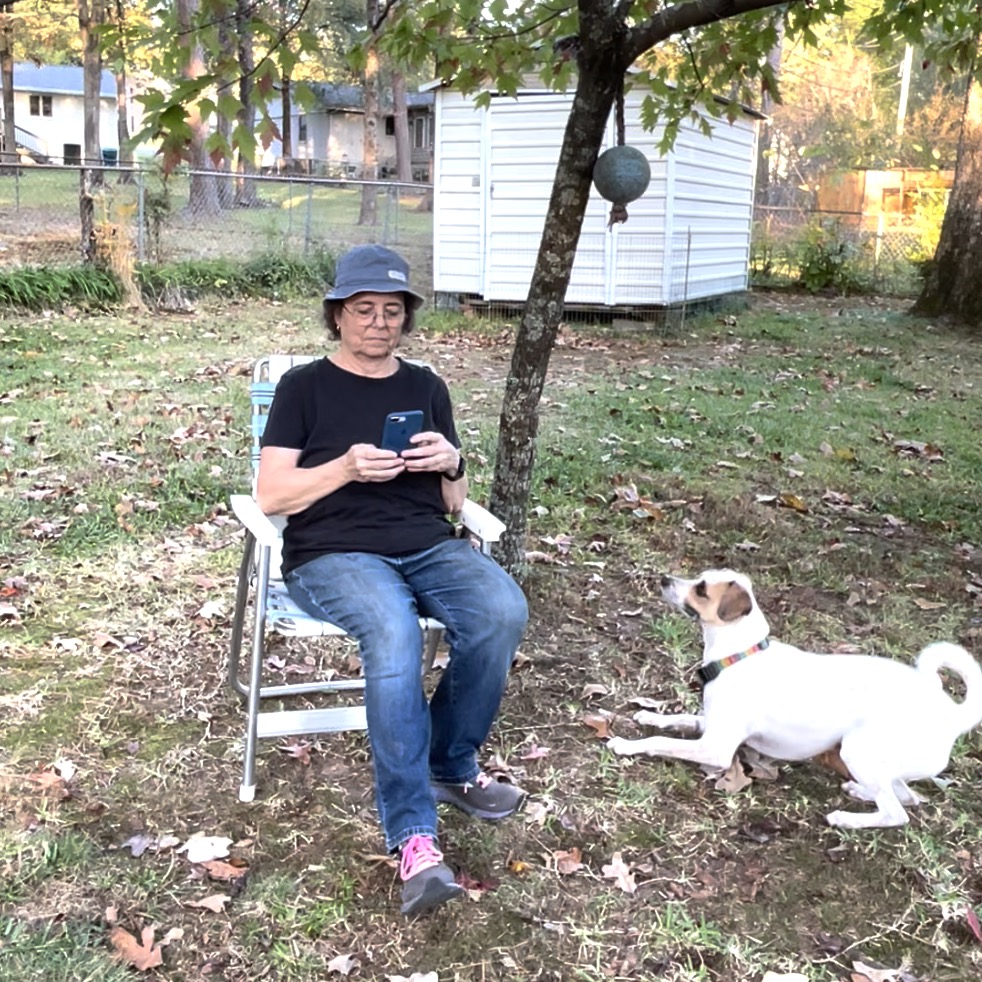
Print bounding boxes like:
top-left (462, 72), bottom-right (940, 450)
top-left (917, 641), bottom-right (982, 734)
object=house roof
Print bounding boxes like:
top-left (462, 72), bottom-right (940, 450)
top-left (14, 63), bottom-right (116, 99)
top-left (306, 82), bottom-right (434, 113)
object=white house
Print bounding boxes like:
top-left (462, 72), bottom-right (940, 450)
top-left (6, 63), bottom-right (138, 165)
top-left (266, 83), bottom-right (434, 181)
top-left (426, 80), bottom-right (763, 309)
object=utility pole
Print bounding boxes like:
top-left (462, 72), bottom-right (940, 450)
top-left (896, 44), bottom-right (913, 137)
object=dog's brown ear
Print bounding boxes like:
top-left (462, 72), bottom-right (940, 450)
top-left (717, 582), bottom-right (753, 622)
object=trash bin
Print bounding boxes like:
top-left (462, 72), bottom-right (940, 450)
top-left (101, 148), bottom-right (118, 166)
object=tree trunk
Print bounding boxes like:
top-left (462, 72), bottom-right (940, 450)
top-left (215, 3), bottom-right (235, 209)
top-left (280, 71), bottom-right (293, 165)
top-left (235, 0), bottom-right (259, 205)
top-left (392, 69), bottom-right (411, 183)
top-left (111, 0), bottom-right (134, 181)
top-left (755, 20), bottom-right (783, 206)
top-left (488, 65), bottom-right (623, 576)
top-left (914, 73), bottom-right (982, 325)
top-left (358, 0), bottom-right (379, 225)
top-left (176, 0), bottom-right (220, 215)
top-left (0, 14), bottom-right (16, 174)
top-left (78, 0), bottom-right (104, 176)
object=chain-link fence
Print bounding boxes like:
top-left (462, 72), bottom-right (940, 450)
top-left (752, 202), bottom-right (932, 297)
top-left (0, 163), bottom-right (938, 309)
top-left (0, 163), bottom-right (434, 288)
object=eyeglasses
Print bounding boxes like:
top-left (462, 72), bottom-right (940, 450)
top-left (343, 302), bottom-right (407, 326)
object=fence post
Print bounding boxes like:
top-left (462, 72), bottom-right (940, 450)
top-left (304, 181), bottom-right (313, 257)
top-left (136, 169), bottom-right (146, 263)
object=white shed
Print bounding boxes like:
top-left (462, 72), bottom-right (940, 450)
top-left (426, 81), bottom-right (762, 310)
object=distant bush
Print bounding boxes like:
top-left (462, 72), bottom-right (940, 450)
top-left (795, 218), bottom-right (870, 294)
top-left (135, 252), bottom-right (337, 305)
top-left (0, 253), bottom-right (337, 312)
top-left (0, 264), bottom-right (123, 311)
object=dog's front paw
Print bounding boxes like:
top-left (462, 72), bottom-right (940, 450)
top-left (606, 736), bottom-right (637, 756)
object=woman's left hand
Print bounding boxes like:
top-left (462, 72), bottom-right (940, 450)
top-left (400, 432), bottom-right (460, 477)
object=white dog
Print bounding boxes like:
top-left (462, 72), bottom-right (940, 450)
top-left (607, 569), bottom-right (982, 828)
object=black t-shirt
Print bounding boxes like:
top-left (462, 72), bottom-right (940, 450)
top-left (261, 357), bottom-right (460, 573)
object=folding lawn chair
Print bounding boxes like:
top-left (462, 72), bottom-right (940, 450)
top-left (228, 354), bottom-right (506, 803)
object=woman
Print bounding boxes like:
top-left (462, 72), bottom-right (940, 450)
top-left (256, 244), bottom-right (529, 916)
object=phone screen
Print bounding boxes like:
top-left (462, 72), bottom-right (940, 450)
top-left (380, 410), bottom-right (424, 452)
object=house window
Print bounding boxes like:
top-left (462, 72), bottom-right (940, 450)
top-left (412, 116), bottom-right (431, 151)
top-left (384, 115), bottom-right (395, 136)
top-left (297, 114), bottom-right (307, 142)
top-left (30, 94), bottom-right (53, 117)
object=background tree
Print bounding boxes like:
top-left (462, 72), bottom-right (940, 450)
top-left (0, 5), bottom-right (15, 174)
top-left (869, 0), bottom-right (982, 323)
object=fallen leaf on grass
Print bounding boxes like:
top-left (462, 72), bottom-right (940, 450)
top-left (327, 952), bottom-right (360, 975)
top-left (966, 906), bottom-right (982, 944)
top-left (713, 757), bottom-right (752, 793)
top-left (456, 869), bottom-right (499, 898)
top-left (178, 834), bottom-right (232, 864)
top-left (519, 744), bottom-right (550, 760)
top-left (185, 894), bottom-right (231, 913)
top-left (199, 858), bottom-right (250, 884)
top-left (547, 847), bottom-right (584, 875)
top-left (580, 683), bottom-right (608, 699)
top-left (582, 713), bottom-right (612, 739)
top-left (602, 852), bottom-right (637, 894)
top-left (387, 974), bottom-right (438, 982)
top-left (109, 925), bottom-right (164, 971)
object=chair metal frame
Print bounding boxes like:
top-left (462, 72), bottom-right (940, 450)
top-left (228, 355), bottom-right (505, 802)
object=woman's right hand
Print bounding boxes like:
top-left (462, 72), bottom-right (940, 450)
top-left (343, 443), bottom-right (407, 483)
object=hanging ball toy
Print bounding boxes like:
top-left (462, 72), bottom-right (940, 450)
top-left (592, 145), bottom-right (651, 206)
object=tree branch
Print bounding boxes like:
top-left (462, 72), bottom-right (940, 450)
top-left (625, 0), bottom-right (802, 65)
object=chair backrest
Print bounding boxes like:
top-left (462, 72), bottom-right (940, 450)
top-left (250, 354), bottom-right (319, 475)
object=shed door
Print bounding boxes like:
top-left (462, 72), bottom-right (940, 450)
top-left (482, 94), bottom-right (615, 304)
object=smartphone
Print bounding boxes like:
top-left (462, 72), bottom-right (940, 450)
top-left (380, 410), bottom-right (424, 453)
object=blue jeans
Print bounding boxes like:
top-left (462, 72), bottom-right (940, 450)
top-left (285, 538), bottom-right (528, 852)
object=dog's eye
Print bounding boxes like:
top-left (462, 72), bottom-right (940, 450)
top-left (695, 581), bottom-right (708, 598)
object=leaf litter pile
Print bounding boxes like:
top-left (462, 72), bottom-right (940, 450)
top-left (1, 295), bottom-right (982, 980)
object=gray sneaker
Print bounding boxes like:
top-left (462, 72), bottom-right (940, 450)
top-left (432, 772), bottom-right (526, 820)
top-left (398, 835), bottom-right (464, 917)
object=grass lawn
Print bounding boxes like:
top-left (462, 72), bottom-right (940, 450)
top-left (1, 290), bottom-right (981, 980)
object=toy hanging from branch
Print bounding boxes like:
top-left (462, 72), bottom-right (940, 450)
top-left (592, 80), bottom-right (651, 228)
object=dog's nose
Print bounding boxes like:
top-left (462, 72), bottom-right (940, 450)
top-left (660, 574), bottom-right (672, 588)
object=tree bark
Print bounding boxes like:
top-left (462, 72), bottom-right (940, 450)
top-left (112, 0), bottom-right (134, 181)
top-left (913, 73), bottom-right (982, 325)
top-left (488, 62), bottom-right (625, 576)
top-left (0, 13), bottom-right (16, 174)
top-left (392, 69), bottom-right (411, 183)
top-left (176, 0), bottom-right (220, 215)
top-left (78, 0), bottom-right (104, 174)
top-left (358, 0), bottom-right (379, 224)
top-left (235, 0), bottom-right (260, 205)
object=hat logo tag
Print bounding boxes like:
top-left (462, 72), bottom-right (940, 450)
top-left (387, 270), bottom-right (407, 283)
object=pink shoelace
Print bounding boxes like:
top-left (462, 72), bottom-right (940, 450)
top-left (399, 835), bottom-right (444, 881)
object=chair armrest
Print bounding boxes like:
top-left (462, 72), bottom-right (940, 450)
top-left (459, 499), bottom-right (506, 544)
top-left (230, 494), bottom-right (282, 548)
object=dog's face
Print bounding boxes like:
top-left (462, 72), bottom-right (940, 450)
top-left (660, 569), bottom-right (755, 625)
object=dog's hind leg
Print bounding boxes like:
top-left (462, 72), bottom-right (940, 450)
top-left (827, 734), bottom-right (912, 827)
top-left (633, 711), bottom-right (704, 734)
top-left (825, 787), bottom-right (910, 829)
top-left (892, 780), bottom-right (925, 807)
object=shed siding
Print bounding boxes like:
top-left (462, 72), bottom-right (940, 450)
top-left (433, 91), bottom-right (485, 293)
top-left (432, 83), bottom-right (759, 307)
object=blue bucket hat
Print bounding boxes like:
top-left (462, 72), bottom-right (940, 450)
top-left (325, 244), bottom-right (425, 310)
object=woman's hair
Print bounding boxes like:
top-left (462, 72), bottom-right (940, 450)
top-left (323, 295), bottom-right (417, 340)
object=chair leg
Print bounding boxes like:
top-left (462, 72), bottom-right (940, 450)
top-left (228, 531), bottom-right (255, 699)
top-left (240, 542), bottom-right (271, 803)
top-left (422, 625), bottom-right (445, 673)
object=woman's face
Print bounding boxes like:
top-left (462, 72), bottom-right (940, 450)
top-left (335, 292), bottom-right (407, 360)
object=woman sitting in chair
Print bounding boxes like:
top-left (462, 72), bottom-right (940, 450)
top-left (256, 244), bottom-right (528, 916)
